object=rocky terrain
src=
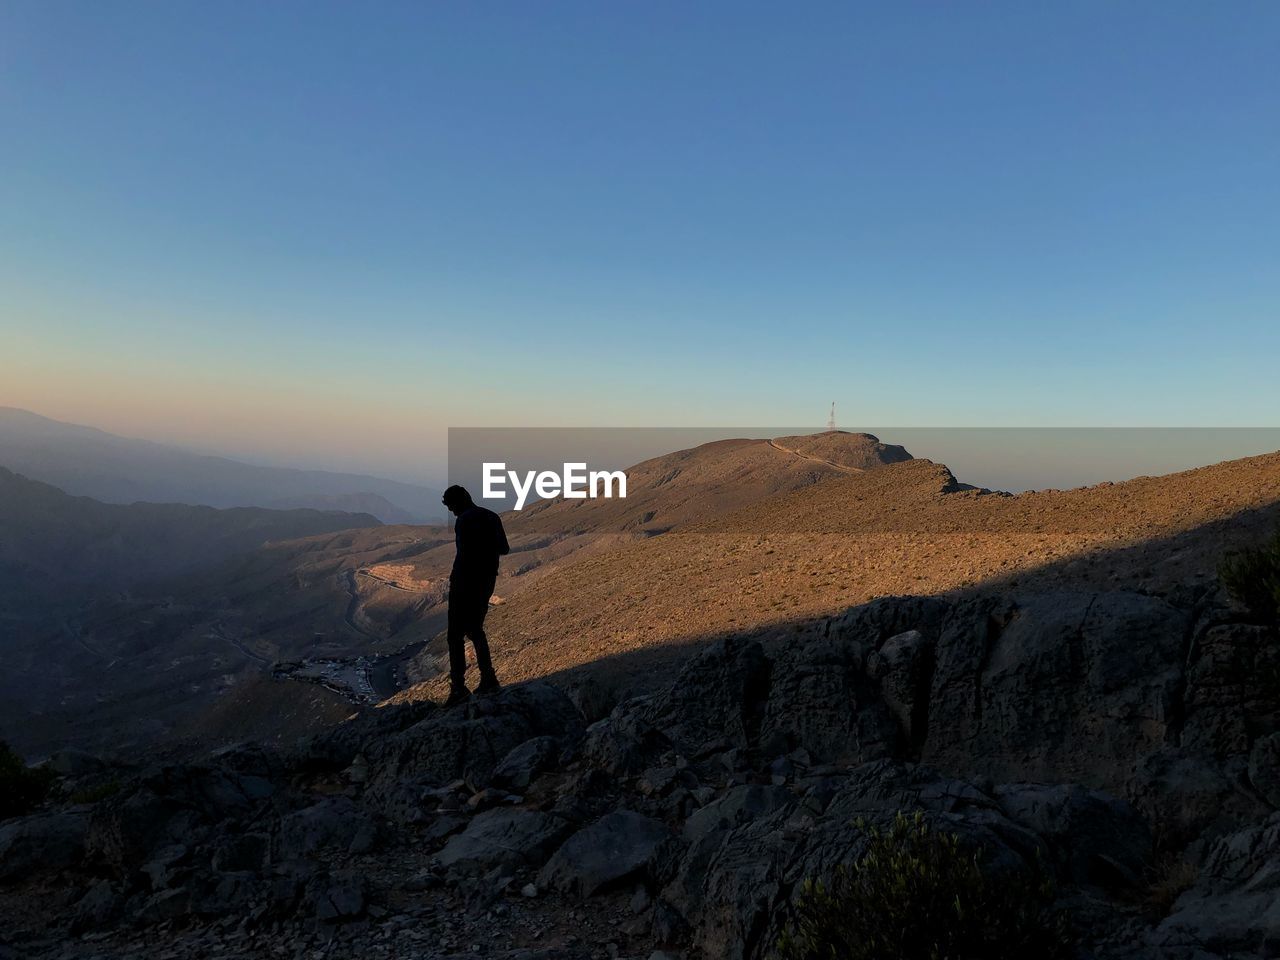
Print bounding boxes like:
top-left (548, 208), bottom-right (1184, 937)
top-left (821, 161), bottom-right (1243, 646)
top-left (4, 435), bottom-right (1279, 958)
top-left (2, 565), bottom-right (1278, 958)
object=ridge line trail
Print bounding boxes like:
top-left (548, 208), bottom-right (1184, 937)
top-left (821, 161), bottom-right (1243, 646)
top-left (767, 439), bottom-right (866, 474)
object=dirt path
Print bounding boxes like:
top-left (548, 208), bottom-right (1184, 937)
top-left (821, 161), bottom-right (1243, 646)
top-left (767, 438), bottom-right (865, 474)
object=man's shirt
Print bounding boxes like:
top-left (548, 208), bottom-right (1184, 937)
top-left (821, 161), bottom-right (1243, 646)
top-left (451, 505), bottom-right (510, 581)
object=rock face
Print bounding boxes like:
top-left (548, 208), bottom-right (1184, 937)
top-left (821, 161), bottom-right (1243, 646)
top-left (682, 785), bottom-right (792, 842)
top-left (1154, 813), bottom-right (1280, 955)
top-left (993, 782), bottom-right (1151, 888)
top-left (1249, 732), bottom-right (1280, 808)
top-left (668, 761), bottom-right (1069, 960)
top-left (2, 588), bottom-right (1278, 960)
top-left (539, 810), bottom-right (670, 896)
top-left (364, 681), bottom-right (584, 792)
top-left (922, 591), bottom-right (1190, 790)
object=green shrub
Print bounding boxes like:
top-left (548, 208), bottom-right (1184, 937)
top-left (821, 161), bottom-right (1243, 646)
top-left (777, 811), bottom-right (1073, 960)
top-left (0, 741), bottom-right (56, 821)
top-left (1219, 526), bottom-right (1280, 625)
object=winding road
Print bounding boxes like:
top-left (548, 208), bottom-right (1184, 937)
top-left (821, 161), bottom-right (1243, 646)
top-left (355, 568), bottom-right (420, 592)
top-left (342, 569), bottom-right (378, 638)
top-left (209, 622), bottom-right (270, 665)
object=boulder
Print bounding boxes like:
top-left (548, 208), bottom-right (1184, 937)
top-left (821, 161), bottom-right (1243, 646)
top-left (87, 764), bottom-right (274, 870)
top-left (437, 809), bottom-right (574, 875)
top-left (0, 810), bottom-right (88, 882)
top-left (69, 879), bottom-right (122, 932)
top-left (1127, 747), bottom-right (1268, 855)
top-left (678, 807), bottom-right (803, 960)
top-left (134, 887), bottom-right (193, 925)
top-left (643, 636), bottom-right (772, 757)
top-left (643, 620), bottom-right (904, 767)
top-left (141, 842), bottom-right (190, 891)
top-left (273, 796), bottom-right (376, 860)
top-left (580, 712), bottom-right (671, 777)
top-left (309, 871), bottom-right (366, 922)
top-left (365, 682), bottom-right (583, 793)
top-left (995, 782), bottom-right (1150, 889)
top-left (567, 674), bottom-right (622, 723)
top-left (540, 810), bottom-right (671, 896)
top-left (683, 785), bottom-right (793, 843)
top-left (492, 736), bottom-right (560, 791)
top-left (372, 780), bottom-right (435, 826)
top-left (823, 595), bottom-right (952, 650)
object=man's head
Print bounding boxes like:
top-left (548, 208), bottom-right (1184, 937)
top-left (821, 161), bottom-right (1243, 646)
top-left (441, 485), bottom-right (475, 517)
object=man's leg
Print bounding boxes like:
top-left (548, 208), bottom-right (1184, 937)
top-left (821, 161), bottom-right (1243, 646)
top-left (445, 585), bottom-right (471, 703)
top-left (471, 578), bottom-right (500, 693)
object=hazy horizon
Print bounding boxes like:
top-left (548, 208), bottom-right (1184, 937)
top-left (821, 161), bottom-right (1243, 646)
top-left (3, 3), bottom-right (1278, 482)
top-left (7, 402), bottom-right (1280, 496)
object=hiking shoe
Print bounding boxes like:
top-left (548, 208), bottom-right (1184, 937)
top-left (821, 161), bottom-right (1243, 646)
top-left (476, 673), bottom-right (502, 695)
top-left (444, 686), bottom-right (471, 708)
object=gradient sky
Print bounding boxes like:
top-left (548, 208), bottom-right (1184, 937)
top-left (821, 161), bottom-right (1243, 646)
top-left (2, 2), bottom-right (1277, 482)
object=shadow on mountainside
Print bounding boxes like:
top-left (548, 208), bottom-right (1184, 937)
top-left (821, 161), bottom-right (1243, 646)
top-left (4, 496), bottom-right (1279, 960)
top-left (397, 492), bottom-right (1280, 711)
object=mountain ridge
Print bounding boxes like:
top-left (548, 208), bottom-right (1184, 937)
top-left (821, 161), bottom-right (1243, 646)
top-left (0, 407), bottom-right (443, 523)
top-left (393, 446), bottom-right (1280, 706)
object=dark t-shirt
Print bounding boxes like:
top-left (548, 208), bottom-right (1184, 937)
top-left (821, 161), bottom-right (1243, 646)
top-left (451, 505), bottom-right (509, 583)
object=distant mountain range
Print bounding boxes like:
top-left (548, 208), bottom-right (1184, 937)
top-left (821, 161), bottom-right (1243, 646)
top-left (0, 465), bottom-right (382, 610)
top-left (0, 466), bottom-right (388, 756)
top-left (0, 407), bottom-right (442, 523)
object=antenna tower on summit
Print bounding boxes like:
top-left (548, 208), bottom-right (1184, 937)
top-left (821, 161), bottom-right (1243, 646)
top-left (826, 402), bottom-right (836, 432)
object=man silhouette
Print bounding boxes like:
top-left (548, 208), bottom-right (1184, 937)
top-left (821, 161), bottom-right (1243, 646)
top-left (441, 485), bottom-right (509, 706)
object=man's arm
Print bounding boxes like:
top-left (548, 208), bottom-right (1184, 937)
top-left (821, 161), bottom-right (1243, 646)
top-left (453, 510), bottom-right (477, 571)
top-left (495, 513), bottom-right (510, 556)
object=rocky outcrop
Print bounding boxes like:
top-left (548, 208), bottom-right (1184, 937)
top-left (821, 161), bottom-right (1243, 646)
top-left (922, 591), bottom-right (1190, 789)
top-left (539, 810), bottom-right (670, 896)
top-left (364, 682), bottom-right (585, 793)
top-left (438, 809), bottom-right (575, 875)
top-left (0, 810), bottom-right (88, 882)
top-left (1153, 813), bottom-right (1280, 955)
top-left (2, 588), bottom-right (1278, 960)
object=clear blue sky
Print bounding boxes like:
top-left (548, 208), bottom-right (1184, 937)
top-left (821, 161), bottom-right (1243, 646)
top-left (1, 2), bottom-right (1277, 480)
